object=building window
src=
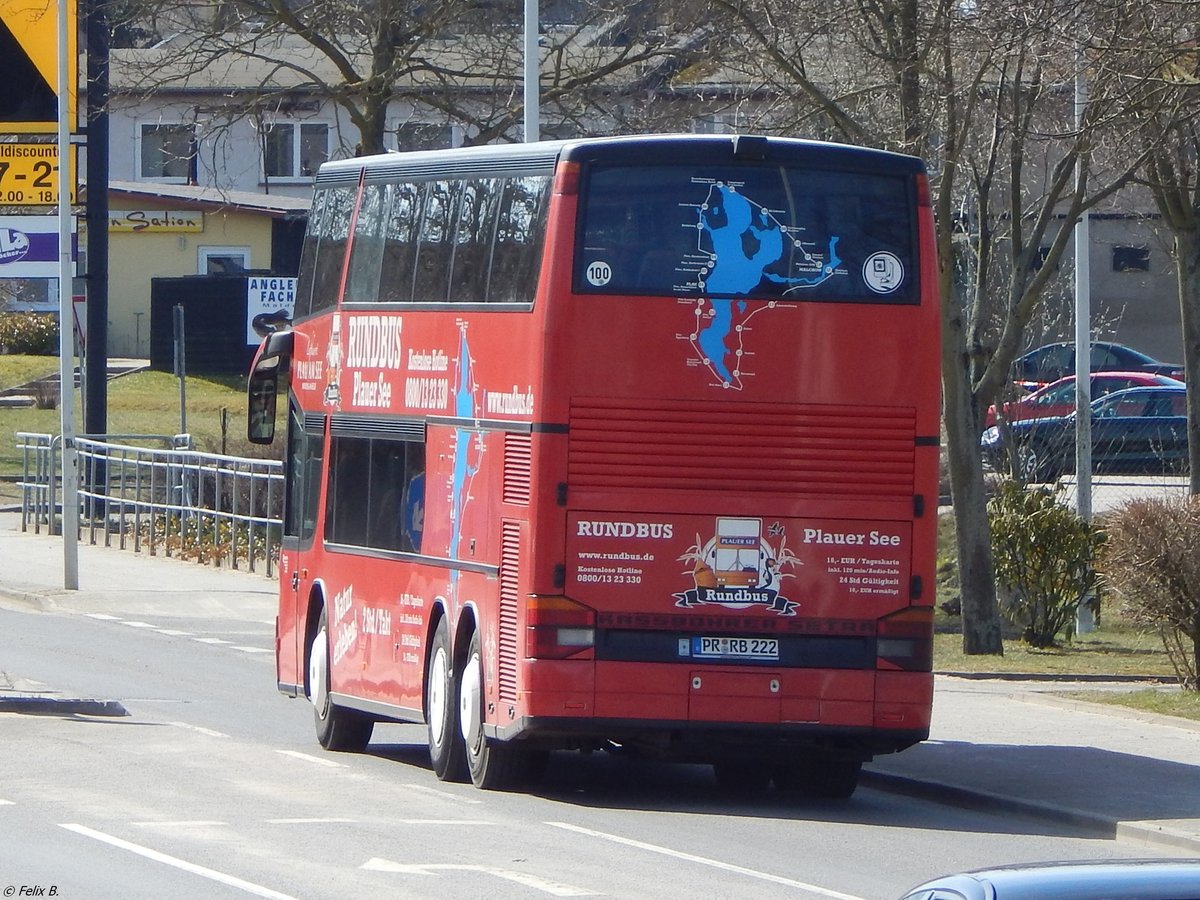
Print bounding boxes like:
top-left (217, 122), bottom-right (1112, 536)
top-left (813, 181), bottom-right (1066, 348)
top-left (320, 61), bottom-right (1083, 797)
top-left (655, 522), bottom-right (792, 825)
top-left (198, 246), bottom-right (251, 274)
top-left (393, 122), bottom-right (455, 152)
top-left (692, 114), bottom-right (737, 134)
top-left (1112, 245), bottom-right (1150, 272)
top-left (1030, 246), bottom-right (1053, 271)
top-left (263, 122), bottom-right (329, 179)
top-left (139, 123), bottom-right (195, 181)
top-left (540, 123), bottom-right (578, 141)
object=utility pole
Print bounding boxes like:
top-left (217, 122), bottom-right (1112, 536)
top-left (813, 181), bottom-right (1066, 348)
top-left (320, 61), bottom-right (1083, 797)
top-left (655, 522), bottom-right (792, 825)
top-left (523, 0), bottom-right (538, 142)
top-left (56, 0), bottom-right (79, 588)
top-left (85, 0), bottom-right (109, 438)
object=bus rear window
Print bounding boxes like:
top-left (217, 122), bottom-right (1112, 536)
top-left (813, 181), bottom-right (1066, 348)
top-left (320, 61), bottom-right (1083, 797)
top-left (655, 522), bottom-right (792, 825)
top-left (576, 164), bottom-right (918, 303)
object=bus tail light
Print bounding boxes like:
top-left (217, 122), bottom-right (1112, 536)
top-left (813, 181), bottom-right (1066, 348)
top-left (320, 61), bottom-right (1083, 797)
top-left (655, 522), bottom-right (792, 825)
top-left (527, 595), bottom-right (595, 659)
top-left (876, 606), bottom-right (933, 671)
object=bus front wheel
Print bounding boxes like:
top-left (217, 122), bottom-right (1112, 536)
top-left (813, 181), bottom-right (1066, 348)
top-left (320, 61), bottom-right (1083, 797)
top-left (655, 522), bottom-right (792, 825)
top-left (460, 630), bottom-right (537, 790)
top-left (310, 606), bottom-right (374, 752)
top-left (426, 617), bottom-right (467, 782)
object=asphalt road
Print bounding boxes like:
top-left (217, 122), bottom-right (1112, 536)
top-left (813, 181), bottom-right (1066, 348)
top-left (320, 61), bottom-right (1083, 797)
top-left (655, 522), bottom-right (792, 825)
top-left (2, 600), bottom-right (1190, 900)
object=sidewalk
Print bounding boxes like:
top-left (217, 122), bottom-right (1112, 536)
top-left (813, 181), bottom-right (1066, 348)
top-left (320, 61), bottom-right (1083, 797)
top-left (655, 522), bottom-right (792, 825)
top-left (2, 512), bottom-right (1198, 855)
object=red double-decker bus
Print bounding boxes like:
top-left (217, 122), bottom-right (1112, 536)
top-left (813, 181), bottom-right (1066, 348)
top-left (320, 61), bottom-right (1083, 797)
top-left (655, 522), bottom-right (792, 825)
top-left (248, 134), bottom-right (941, 796)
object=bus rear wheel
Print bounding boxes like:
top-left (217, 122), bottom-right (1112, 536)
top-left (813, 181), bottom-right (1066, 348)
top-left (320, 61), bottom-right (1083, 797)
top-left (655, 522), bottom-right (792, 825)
top-left (427, 617), bottom-right (468, 782)
top-left (460, 630), bottom-right (538, 790)
top-left (772, 755), bottom-right (861, 799)
top-left (310, 606), bottom-right (374, 751)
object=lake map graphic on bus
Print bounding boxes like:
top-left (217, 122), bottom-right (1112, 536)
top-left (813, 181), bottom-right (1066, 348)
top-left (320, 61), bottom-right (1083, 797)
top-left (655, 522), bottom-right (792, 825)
top-left (681, 181), bottom-right (846, 390)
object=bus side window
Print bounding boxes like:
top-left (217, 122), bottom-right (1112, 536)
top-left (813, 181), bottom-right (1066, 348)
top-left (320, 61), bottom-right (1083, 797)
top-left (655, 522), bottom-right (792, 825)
top-left (413, 180), bottom-right (459, 302)
top-left (283, 403), bottom-right (323, 543)
top-left (366, 440), bottom-right (404, 550)
top-left (311, 187), bottom-right (356, 313)
top-left (490, 175), bottom-right (550, 303)
top-left (293, 190), bottom-right (327, 320)
top-left (450, 178), bottom-right (501, 304)
top-left (344, 183), bottom-right (389, 303)
top-left (379, 182), bottom-right (423, 303)
top-left (401, 441), bottom-right (425, 553)
top-left (326, 436), bottom-right (370, 546)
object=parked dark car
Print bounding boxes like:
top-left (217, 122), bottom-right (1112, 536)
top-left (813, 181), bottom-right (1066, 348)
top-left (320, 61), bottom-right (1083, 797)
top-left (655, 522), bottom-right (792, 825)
top-left (985, 371), bottom-right (1183, 427)
top-left (981, 385), bottom-right (1190, 482)
top-left (899, 859), bottom-right (1200, 900)
top-left (1013, 341), bottom-right (1184, 391)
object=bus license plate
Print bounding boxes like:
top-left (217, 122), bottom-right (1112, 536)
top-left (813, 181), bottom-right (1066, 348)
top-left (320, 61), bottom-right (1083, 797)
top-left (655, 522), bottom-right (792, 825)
top-left (692, 636), bottom-right (779, 660)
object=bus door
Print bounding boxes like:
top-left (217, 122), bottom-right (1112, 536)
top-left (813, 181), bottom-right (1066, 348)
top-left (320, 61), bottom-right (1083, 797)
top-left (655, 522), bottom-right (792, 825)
top-left (279, 399), bottom-right (326, 694)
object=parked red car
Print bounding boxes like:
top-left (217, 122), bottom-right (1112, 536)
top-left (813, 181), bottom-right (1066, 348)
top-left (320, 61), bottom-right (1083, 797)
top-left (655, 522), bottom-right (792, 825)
top-left (985, 371), bottom-right (1184, 427)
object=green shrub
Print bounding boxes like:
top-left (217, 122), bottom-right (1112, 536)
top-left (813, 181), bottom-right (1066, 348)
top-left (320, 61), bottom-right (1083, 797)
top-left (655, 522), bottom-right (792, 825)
top-left (1100, 497), bottom-right (1200, 691)
top-left (0, 313), bottom-right (59, 355)
top-left (988, 480), bottom-right (1105, 648)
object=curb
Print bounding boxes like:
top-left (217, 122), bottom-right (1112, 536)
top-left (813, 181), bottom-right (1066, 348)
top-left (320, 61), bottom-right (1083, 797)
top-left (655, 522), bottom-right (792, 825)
top-left (0, 696), bottom-right (128, 716)
top-left (936, 671), bottom-right (1177, 683)
top-left (860, 771), bottom-right (1200, 855)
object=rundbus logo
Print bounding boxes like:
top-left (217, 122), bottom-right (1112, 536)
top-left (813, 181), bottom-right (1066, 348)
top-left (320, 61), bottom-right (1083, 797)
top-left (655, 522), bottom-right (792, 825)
top-left (576, 520), bottom-right (674, 539)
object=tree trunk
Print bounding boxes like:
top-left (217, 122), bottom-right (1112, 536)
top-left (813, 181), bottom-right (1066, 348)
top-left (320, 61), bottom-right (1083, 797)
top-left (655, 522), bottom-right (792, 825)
top-left (936, 172), bottom-right (1005, 656)
top-left (357, 95), bottom-right (389, 156)
top-left (943, 353), bottom-right (1006, 655)
top-left (1176, 228), bottom-right (1200, 496)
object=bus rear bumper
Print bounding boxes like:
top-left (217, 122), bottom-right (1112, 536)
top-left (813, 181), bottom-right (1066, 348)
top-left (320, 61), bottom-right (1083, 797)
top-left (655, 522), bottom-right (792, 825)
top-left (490, 715), bottom-right (928, 762)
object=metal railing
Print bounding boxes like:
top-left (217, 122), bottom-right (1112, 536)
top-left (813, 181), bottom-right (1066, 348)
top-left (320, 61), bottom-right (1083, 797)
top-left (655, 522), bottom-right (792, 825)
top-left (17, 432), bottom-right (284, 576)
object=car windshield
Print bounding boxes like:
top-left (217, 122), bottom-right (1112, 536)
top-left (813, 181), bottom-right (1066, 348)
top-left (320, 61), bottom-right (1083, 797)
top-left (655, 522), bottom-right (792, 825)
top-left (1032, 382), bottom-right (1073, 404)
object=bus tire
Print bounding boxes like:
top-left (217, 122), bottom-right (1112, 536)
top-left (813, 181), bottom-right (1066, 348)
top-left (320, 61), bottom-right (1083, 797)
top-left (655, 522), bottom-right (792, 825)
top-left (773, 755), bottom-right (861, 799)
top-left (310, 606), bottom-right (374, 752)
top-left (460, 629), bottom-right (528, 790)
top-left (426, 617), bottom-right (467, 782)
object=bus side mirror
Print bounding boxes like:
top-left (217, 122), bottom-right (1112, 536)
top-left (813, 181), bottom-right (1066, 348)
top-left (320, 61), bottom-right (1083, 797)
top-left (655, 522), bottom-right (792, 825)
top-left (248, 363), bottom-right (279, 445)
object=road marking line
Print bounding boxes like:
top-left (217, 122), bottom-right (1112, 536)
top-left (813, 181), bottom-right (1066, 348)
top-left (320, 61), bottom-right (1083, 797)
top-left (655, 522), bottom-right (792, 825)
top-left (121, 621), bottom-right (157, 628)
top-left (362, 858), bottom-right (598, 896)
top-left (85, 613), bottom-right (121, 620)
top-left (194, 638), bottom-right (232, 644)
top-left (233, 646), bottom-right (273, 654)
top-left (546, 822), bottom-right (867, 900)
top-left (0, 799), bottom-right (14, 806)
top-left (166, 721), bottom-right (228, 738)
top-left (276, 749), bottom-right (345, 768)
top-left (60, 824), bottom-right (299, 899)
top-left (395, 819), bottom-right (493, 825)
top-left (266, 818), bottom-right (358, 824)
top-left (157, 629), bottom-right (194, 636)
top-left (131, 820), bottom-right (229, 828)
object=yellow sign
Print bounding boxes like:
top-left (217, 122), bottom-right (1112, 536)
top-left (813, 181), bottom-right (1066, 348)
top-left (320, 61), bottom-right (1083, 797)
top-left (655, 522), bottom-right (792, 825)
top-left (0, 0), bottom-right (78, 133)
top-left (109, 210), bottom-right (205, 233)
top-left (0, 143), bottom-right (76, 203)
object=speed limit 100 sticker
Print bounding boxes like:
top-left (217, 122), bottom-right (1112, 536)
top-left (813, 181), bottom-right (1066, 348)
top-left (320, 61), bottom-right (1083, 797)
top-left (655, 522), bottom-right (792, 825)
top-left (585, 260), bottom-right (613, 287)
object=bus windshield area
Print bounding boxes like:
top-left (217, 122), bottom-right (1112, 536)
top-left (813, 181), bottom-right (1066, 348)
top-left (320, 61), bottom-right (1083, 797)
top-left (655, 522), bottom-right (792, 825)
top-left (576, 164), bottom-right (917, 303)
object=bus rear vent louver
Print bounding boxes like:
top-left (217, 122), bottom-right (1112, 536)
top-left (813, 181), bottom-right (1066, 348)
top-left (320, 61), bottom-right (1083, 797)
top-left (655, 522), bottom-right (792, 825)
top-left (567, 398), bottom-right (916, 498)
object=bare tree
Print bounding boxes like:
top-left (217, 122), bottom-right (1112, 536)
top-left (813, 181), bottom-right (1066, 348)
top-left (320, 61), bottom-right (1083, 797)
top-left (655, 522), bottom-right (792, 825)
top-left (1120, 3), bottom-right (1200, 493)
top-left (109, 0), bottom-right (722, 155)
top-left (702, 0), bottom-right (1150, 652)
